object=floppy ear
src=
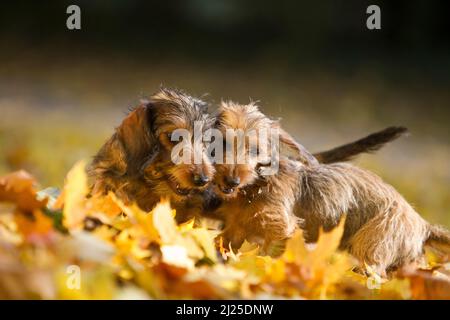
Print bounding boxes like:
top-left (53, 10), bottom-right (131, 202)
top-left (87, 133), bottom-right (128, 195)
top-left (277, 126), bottom-right (318, 166)
top-left (89, 103), bottom-right (157, 186)
top-left (116, 104), bottom-right (156, 168)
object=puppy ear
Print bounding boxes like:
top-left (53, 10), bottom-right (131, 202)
top-left (277, 126), bottom-right (318, 166)
top-left (89, 103), bottom-right (156, 186)
top-left (88, 134), bottom-right (128, 195)
top-left (116, 104), bottom-right (156, 166)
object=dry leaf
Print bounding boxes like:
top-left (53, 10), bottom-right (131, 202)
top-left (62, 161), bottom-right (89, 229)
top-left (0, 170), bottom-right (47, 212)
top-left (0, 165), bottom-right (448, 300)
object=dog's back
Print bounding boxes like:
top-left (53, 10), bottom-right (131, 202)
top-left (294, 162), bottom-right (430, 273)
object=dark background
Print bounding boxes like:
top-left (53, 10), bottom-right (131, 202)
top-left (0, 1), bottom-right (449, 225)
top-left (1, 1), bottom-right (450, 66)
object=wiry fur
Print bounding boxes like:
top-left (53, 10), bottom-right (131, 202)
top-left (88, 87), bottom-right (214, 222)
top-left (88, 86), bottom-right (405, 221)
top-left (295, 163), bottom-right (432, 274)
top-left (424, 224), bottom-right (450, 254)
top-left (209, 101), bottom-right (313, 252)
top-left (88, 88), bottom-right (401, 226)
top-left (313, 126), bottom-right (408, 164)
top-left (87, 88), bottom-right (449, 274)
top-left (209, 100), bottom-right (450, 274)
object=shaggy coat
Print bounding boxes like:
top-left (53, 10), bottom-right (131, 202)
top-left (88, 88), bottom-right (405, 226)
top-left (88, 88), bottom-right (214, 222)
top-left (209, 101), bottom-right (316, 252)
top-left (295, 162), bottom-right (432, 273)
top-left (209, 101), bottom-right (450, 274)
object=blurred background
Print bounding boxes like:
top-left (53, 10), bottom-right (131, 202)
top-left (0, 1), bottom-right (449, 225)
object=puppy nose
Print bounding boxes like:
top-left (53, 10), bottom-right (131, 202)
top-left (193, 173), bottom-right (209, 186)
top-left (226, 176), bottom-right (240, 187)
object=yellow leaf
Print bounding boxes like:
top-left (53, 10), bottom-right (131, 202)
top-left (63, 161), bottom-right (89, 229)
top-left (93, 225), bottom-right (118, 243)
top-left (283, 229), bottom-right (308, 264)
top-left (87, 192), bottom-right (122, 222)
top-left (152, 199), bottom-right (177, 244)
top-left (232, 255), bottom-right (271, 280)
top-left (111, 214), bottom-right (133, 231)
top-left (178, 217), bottom-right (195, 232)
top-left (189, 228), bottom-right (220, 263)
top-left (110, 193), bottom-right (159, 241)
top-left (307, 216), bottom-right (346, 268)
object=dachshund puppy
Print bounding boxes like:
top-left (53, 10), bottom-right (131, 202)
top-left (208, 101), bottom-right (450, 275)
top-left (208, 101), bottom-right (316, 252)
top-left (88, 87), bottom-right (214, 222)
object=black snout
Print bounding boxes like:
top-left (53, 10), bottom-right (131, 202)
top-left (193, 173), bottom-right (209, 186)
top-left (225, 176), bottom-right (240, 187)
top-left (203, 188), bottom-right (223, 213)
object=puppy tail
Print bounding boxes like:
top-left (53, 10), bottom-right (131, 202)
top-left (313, 126), bottom-right (408, 164)
top-left (425, 224), bottom-right (450, 254)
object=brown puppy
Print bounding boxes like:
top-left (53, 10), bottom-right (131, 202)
top-left (206, 102), bottom-right (405, 243)
top-left (210, 101), bottom-right (450, 275)
top-left (209, 101), bottom-right (316, 252)
top-left (88, 87), bottom-right (214, 222)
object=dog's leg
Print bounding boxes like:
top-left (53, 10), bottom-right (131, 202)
top-left (220, 225), bottom-right (246, 251)
top-left (348, 201), bottom-right (428, 274)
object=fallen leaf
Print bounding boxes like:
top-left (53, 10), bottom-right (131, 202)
top-left (62, 161), bottom-right (89, 229)
top-left (0, 170), bottom-right (47, 212)
top-left (14, 209), bottom-right (55, 244)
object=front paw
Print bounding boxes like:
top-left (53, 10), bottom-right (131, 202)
top-left (216, 231), bottom-right (244, 253)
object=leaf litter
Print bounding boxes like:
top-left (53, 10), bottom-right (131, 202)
top-left (0, 161), bottom-right (449, 299)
